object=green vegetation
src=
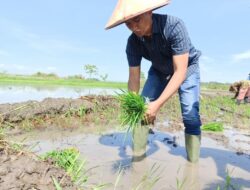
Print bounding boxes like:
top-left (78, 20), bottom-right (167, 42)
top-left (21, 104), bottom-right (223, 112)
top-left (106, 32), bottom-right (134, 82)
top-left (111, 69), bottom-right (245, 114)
top-left (42, 148), bottom-right (88, 186)
top-left (201, 82), bottom-right (230, 91)
top-left (131, 164), bottom-right (162, 190)
top-left (84, 64), bottom-right (98, 79)
top-left (52, 177), bottom-right (63, 190)
top-left (0, 72), bottom-right (234, 91)
top-left (113, 163), bottom-right (162, 190)
top-left (42, 148), bottom-right (109, 189)
top-left (117, 90), bottom-right (147, 131)
top-left (32, 72), bottom-right (60, 78)
top-left (217, 170), bottom-right (243, 190)
top-left (0, 73), bottom-right (126, 88)
top-left (202, 122), bottom-right (224, 132)
top-left (200, 95), bottom-right (250, 128)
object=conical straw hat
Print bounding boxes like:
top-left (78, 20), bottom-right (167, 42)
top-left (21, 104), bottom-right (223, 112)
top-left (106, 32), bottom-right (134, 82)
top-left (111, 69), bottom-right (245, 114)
top-left (105, 0), bottom-right (170, 30)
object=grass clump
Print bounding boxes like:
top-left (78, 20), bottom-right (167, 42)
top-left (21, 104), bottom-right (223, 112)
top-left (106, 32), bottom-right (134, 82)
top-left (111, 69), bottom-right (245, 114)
top-left (202, 122), bottom-right (224, 132)
top-left (42, 148), bottom-right (88, 186)
top-left (117, 90), bottom-right (147, 132)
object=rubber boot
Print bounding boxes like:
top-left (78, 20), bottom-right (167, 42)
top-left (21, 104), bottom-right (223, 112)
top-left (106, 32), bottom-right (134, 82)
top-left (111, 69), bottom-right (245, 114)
top-left (236, 99), bottom-right (241, 105)
top-left (185, 134), bottom-right (201, 163)
top-left (132, 124), bottom-right (148, 162)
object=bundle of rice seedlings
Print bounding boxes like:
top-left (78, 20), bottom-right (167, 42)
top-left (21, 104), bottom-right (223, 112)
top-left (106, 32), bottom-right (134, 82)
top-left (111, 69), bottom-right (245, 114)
top-left (117, 90), bottom-right (147, 132)
top-left (202, 122), bottom-right (224, 132)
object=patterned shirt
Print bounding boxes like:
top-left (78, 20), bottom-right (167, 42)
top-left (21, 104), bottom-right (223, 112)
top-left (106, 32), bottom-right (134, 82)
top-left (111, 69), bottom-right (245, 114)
top-left (230, 80), bottom-right (250, 92)
top-left (126, 14), bottom-right (201, 77)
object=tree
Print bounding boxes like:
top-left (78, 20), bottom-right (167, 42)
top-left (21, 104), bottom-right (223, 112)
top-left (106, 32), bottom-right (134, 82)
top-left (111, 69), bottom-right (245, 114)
top-left (84, 64), bottom-right (98, 79)
top-left (100, 73), bottom-right (108, 81)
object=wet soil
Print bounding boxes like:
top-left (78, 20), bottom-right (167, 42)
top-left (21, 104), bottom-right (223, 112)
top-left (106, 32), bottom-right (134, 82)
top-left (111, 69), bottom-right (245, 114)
top-left (0, 95), bottom-right (116, 123)
top-left (0, 95), bottom-right (250, 189)
top-left (0, 143), bottom-right (77, 190)
top-left (8, 129), bottom-right (250, 190)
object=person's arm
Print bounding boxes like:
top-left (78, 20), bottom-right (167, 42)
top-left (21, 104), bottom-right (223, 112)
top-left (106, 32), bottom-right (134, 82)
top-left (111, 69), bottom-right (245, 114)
top-left (145, 53), bottom-right (188, 121)
top-left (128, 66), bottom-right (141, 93)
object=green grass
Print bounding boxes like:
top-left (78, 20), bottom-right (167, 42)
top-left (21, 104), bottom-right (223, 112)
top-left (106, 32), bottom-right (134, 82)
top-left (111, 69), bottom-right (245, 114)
top-left (42, 148), bottom-right (110, 190)
top-left (132, 163), bottom-right (162, 190)
top-left (201, 82), bottom-right (230, 91)
top-left (0, 73), bottom-right (126, 88)
top-left (52, 177), bottom-right (63, 190)
top-left (202, 122), bottom-right (224, 132)
top-left (217, 170), bottom-right (243, 190)
top-left (0, 73), bottom-right (232, 90)
top-left (200, 95), bottom-right (250, 128)
top-left (42, 148), bottom-right (88, 186)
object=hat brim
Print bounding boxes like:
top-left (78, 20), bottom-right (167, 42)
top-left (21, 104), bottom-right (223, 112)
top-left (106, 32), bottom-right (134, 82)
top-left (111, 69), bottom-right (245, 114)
top-left (105, 2), bottom-right (169, 30)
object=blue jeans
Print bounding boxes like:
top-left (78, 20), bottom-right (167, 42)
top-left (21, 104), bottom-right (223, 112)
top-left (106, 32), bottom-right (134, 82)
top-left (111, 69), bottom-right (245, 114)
top-left (141, 67), bottom-right (202, 135)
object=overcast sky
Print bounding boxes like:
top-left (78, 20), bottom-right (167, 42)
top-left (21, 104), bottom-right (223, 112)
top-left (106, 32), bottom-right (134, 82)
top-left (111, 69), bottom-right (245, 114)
top-left (0, 0), bottom-right (250, 83)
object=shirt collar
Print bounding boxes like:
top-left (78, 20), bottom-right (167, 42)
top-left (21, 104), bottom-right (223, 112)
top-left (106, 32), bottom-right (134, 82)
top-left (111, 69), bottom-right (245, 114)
top-left (139, 14), bottom-right (159, 41)
top-left (152, 14), bottom-right (160, 34)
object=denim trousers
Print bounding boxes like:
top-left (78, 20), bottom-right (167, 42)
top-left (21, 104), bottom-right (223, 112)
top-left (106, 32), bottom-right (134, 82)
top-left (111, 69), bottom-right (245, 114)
top-left (141, 66), bottom-right (202, 135)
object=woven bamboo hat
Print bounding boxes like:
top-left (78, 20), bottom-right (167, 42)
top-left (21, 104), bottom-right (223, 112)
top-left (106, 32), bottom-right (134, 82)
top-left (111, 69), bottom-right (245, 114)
top-left (105, 0), bottom-right (170, 29)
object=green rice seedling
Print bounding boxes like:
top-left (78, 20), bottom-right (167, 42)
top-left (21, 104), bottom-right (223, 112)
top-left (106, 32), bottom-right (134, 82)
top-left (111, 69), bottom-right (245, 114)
top-left (77, 106), bottom-right (86, 117)
top-left (175, 166), bottom-right (186, 190)
top-left (42, 148), bottom-right (88, 187)
top-left (202, 122), bottom-right (224, 132)
top-left (21, 118), bottom-right (34, 131)
top-left (132, 163), bottom-right (163, 190)
top-left (0, 128), bottom-right (4, 140)
top-left (0, 122), bottom-right (8, 129)
top-left (113, 166), bottom-right (124, 190)
top-left (11, 142), bottom-right (24, 152)
top-left (52, 177), bottom-right (62, 190)
top-left (217, 169), bottom-right (243, 190)
top-left (64, 108), bottom-right (77, 117)
top-left (116, 90), bottom-right (147, 132)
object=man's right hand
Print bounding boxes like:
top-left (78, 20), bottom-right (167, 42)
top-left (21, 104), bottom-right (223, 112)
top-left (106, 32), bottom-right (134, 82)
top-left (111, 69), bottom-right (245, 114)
top-left (141, 115), bottom-right (156, 125)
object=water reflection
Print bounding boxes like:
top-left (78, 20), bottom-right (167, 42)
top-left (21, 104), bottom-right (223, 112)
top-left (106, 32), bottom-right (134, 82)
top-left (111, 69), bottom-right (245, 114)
top-left (181, 162), bottom-right (200, 190)
top-left (10, 129), bottom-right (250, 189)
top-left (0, 85), bottom-right (117, 104)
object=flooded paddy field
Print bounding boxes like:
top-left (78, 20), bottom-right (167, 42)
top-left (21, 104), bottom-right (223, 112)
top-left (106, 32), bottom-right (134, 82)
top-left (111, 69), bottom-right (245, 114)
top-left (8, 127), bottom-right (250, 190)
top-left (0, 94), bottom-right (250, 189)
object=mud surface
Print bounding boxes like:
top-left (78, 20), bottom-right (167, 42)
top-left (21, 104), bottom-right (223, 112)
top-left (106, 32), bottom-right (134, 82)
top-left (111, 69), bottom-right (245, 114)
top-left (9, 129), bottom-right (250, 190)
top-left (0, 95), bottom-right (250, 189)
top-left (0, 96), bottom-right (116, 123)
top-left (0, 146), bottom-right (77, 190)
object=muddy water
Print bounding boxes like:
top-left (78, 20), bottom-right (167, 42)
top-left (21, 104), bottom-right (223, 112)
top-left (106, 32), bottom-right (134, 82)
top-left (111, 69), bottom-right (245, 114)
top-left (10, 127), bottom-right (250, 190)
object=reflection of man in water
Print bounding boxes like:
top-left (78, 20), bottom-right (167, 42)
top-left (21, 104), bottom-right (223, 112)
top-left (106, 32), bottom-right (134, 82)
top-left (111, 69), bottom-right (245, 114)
top-left (229, 80), bottom-right (250, 104)
top-left (105, 0), bottom-right (202, 163)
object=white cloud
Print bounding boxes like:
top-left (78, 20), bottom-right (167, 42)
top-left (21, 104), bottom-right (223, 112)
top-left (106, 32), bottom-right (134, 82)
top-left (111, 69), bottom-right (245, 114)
top-left (232, 50), bottom-right (250, 62)
top-left (0, 64), bottom-right (5, 68)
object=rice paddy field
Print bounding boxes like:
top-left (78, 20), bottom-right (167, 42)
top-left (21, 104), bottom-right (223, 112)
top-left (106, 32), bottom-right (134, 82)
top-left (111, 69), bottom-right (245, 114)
top-left (0, 77), bottom-right (250, 190)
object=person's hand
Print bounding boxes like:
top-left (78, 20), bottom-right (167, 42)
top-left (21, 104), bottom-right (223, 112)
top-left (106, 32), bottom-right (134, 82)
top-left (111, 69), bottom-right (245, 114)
top-left (143, 101), bottom-right (161, 125)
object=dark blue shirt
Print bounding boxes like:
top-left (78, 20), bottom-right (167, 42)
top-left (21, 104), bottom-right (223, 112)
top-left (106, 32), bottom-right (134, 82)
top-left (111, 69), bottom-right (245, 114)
top-left (126, 14), bottom-right (201, 76)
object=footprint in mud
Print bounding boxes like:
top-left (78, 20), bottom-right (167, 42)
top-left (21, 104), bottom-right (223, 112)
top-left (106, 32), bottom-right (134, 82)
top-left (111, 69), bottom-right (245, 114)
top-left (162, 136), bottom-right (178, 147)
